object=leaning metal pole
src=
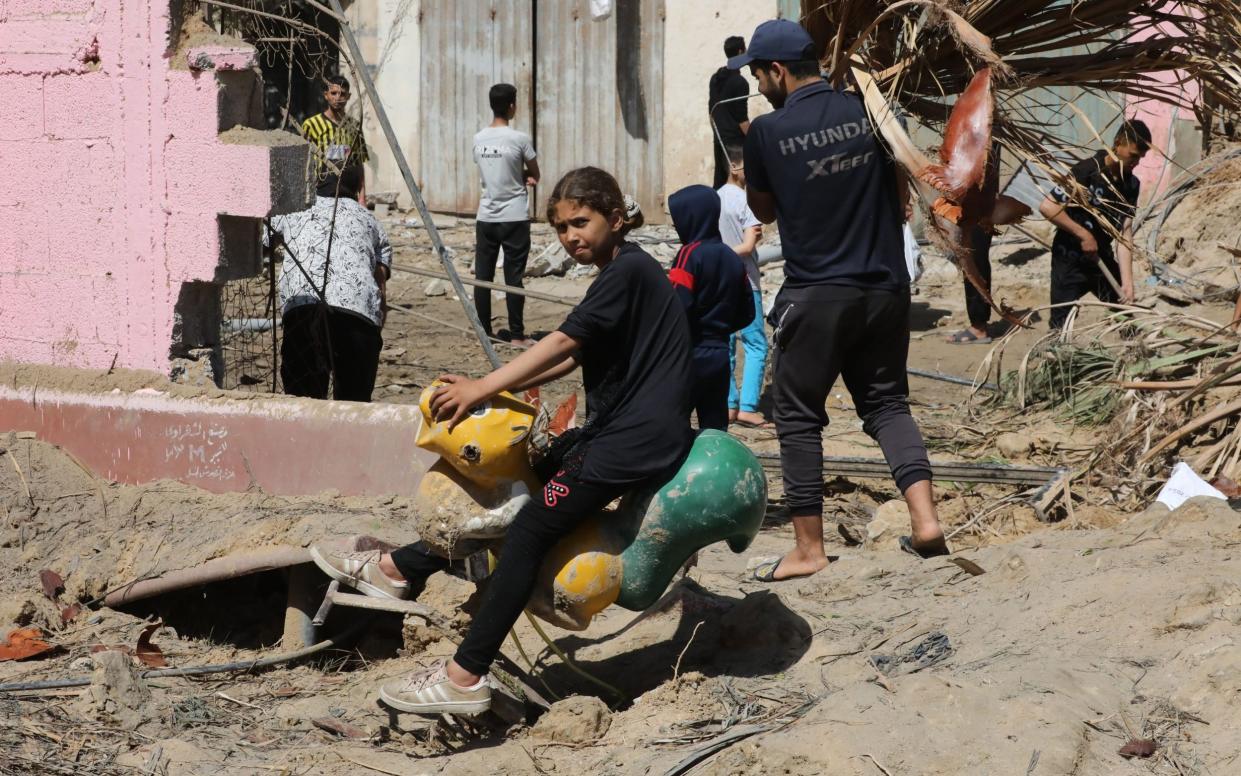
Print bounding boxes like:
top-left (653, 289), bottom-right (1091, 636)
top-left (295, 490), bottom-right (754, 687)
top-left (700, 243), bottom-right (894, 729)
top-left (328, 0), bottom-right (502, 369)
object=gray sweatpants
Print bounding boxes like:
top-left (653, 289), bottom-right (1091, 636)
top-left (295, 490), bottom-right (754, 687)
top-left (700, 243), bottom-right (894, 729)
top-left (770, 284), bottom-right (932, 515)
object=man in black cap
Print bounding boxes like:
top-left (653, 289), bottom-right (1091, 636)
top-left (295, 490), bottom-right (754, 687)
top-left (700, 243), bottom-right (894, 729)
top-left (732, 19), bottom-right (949, 582)
top-left (1039, 119), bottom-right (1151, 328)
top-left (709, 36), bottom-right (751, 189)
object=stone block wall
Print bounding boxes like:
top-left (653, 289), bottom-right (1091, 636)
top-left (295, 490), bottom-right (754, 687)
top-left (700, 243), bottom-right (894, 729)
top-left (0, 0), bottom-right (311, 376)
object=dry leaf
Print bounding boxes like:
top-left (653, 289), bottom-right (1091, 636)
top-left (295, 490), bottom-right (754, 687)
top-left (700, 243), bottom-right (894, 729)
top-left (135, 622), bottom-right (167, 668)
top-left (0, 627), bottom-right (58, 661)
top-left (1119, 739), bottom-right (1157, 759)
top-left (551, 394), bottom-right (578, 435)
top-left (948, 558), bottom-right (987, 576)
top-left (1210, 475), bottom-right (1241, 499)
top-left (90, 644), bottom-right (134, 656)
top-left (311, 717), bottom-right (368, 739)
top-left (39, 569), bottom-right (64, 601)
top-left (60, 604), bottom-right (82, 624)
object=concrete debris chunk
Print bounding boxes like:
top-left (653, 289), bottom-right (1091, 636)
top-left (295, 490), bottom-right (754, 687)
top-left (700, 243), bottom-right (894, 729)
top-left (530, 695), bottom-right (612, 743)
top-left (75, 649), bottom-right (153, 730)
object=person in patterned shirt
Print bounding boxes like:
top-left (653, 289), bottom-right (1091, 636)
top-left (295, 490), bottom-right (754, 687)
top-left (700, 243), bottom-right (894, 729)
top-left (265, 166), bottom-right (391, 402)
top-left (302, 75), bottom-right (369, 205)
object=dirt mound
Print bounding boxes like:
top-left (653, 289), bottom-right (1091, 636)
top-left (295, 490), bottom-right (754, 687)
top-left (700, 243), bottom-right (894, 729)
top-left (1141, 149), bottom-right (1241, 294)
top-left (0, 435), bottom-right (421, 625)
top-left (5, 430), bottom-right (1240, 774)
top-left (413, 495), bottom-right (1241, 774)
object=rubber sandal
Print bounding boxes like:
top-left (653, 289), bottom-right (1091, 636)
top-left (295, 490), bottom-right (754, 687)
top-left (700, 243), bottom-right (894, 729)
top-left (748, 556), bottom-right (783, 582)
top-left (747, 555), bottom-right (828, 583)
top-left (899, 535), bottom-right (951, 559)
top-left (947, 329), bottom-right (991, 344)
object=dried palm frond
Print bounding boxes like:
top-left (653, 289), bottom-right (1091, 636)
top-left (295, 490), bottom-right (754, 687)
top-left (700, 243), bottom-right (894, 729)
top-left (802, 1), bottom-right (1241, 120)
top-left (800, 0), bottom-right (1241, 188)
top-left (976, 302), bottom-right (1241, 505)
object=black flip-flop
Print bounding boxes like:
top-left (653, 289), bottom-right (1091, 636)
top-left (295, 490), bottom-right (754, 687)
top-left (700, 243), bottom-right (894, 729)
top-left (899, 535), bottom-right (951, 559)
top-left (947, 329), bottom-right (992, 345)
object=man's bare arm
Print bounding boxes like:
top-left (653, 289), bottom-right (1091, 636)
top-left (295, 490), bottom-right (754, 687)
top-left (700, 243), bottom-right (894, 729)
top-left (747, 188), bottom-right (777, 225)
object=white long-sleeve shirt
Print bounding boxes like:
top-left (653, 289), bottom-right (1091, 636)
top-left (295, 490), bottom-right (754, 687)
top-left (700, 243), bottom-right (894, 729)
top-left (267, 196), bottom-right (393, 327)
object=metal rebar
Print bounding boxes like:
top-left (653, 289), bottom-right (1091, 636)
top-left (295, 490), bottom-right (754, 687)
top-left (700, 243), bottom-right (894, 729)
top-left (753, 452), bottom-right (1064, 487)
top-left (907, 367), bottom-right (998, 392)
top-left (392, 263), bottom-right (578, 307)
top-left (328, 0), bottom-right (501, 369)
top-left (0, 618), bottom-right (371, 694)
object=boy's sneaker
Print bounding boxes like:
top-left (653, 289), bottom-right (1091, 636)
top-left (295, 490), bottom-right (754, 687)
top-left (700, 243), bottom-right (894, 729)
top-left (309, 545), bottom-right (409, 600)
top-left (378, 661), bottom-right (491, 715)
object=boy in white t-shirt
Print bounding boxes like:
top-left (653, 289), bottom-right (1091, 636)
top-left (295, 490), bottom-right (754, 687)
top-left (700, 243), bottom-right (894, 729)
top-left (473, 83), bottom-right (541, 347)
top-left (717, 146), bottom-right (769, 428)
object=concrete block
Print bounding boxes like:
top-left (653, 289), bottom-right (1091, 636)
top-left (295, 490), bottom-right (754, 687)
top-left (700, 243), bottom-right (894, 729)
top-left (23, 140), bottom-right (99, 206)
top-left (0, 17), bottom-right (100, 75)
top-left (50, 206), bottom-right (120, 267)
top-left (164, 211), bottom-right (223, 283)
top-left (219, 127), bottom-right (313, 216)
top-left (0, 75), bottom-right (45, 141)
top-left (186, 45), bottom-right (258, 72)
top-left (0, 272), bottom-right (123, 368)
top-left (0, 206), bottom-right (48, 272)
top-left (44, 72), bottom-right (118, 139)
top-left (17, 0), bottom-right (96, 14)
top-left (165, 71), bottom-right (230, 144)
top-left (266, 140), bottom-right (314, 216)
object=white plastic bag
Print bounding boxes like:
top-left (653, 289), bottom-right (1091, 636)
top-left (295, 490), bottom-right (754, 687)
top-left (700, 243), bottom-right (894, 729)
top-left (590, 0), bottom-right (612, 21)
top-left (1155, 462), bottom-right (1226, 510)
top-left (903, 223), bottom-right (923, 283)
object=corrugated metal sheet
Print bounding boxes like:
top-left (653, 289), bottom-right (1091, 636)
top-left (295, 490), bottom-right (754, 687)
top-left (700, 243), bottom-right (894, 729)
top-left (418, 2), bottom-right (534, 215)
top-left (1008, 85), bottom-right (1126, 153)
top-left (535, 0), bottom-right (666, 220)
top-left (777, 0), bottom-right (801, 21)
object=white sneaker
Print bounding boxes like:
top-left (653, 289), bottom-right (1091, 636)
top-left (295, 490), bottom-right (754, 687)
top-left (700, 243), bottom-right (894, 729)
top-left (309, 546), bottom-right (409, 600)
top-left (378, 661), bottom-right (491, 715)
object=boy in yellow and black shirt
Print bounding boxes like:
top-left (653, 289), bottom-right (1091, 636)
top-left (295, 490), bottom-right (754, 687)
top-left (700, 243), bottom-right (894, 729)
top-left (302, 75), bottom-right (369, 204)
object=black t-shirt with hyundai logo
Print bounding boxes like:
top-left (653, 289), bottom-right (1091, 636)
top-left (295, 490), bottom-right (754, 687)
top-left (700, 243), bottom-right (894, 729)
top-left (743, 80), bottom-right (906, 290)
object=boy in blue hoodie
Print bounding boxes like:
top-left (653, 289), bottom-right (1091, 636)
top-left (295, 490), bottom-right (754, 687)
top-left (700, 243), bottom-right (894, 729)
top-left (668, 184), bottom-right (755, 430)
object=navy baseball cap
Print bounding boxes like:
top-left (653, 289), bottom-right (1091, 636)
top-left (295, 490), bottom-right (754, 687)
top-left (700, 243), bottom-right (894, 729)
top-left (728, 19), bottom-right (815, 69)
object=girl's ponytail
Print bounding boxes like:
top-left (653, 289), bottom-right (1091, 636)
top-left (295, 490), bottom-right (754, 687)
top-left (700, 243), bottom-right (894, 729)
top-left (621, 194), bottom-right (645, 235)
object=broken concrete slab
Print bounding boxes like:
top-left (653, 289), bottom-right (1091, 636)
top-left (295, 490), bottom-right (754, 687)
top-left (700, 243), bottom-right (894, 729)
top-left (0, 382), bottom-right (435, 497)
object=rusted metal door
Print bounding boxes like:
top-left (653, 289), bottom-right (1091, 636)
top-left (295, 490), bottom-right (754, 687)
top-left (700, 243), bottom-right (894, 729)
top-left (418, 1), bottom-right (535, 215)
top-left (536, 0), bottom-right (666, 220)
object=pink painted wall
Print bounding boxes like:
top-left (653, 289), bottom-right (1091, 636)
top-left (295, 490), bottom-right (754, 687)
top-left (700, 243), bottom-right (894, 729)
top-left (1126, 11), bottom-right (1202, 197)
top-left (0, 1), bottom-right (308, 374)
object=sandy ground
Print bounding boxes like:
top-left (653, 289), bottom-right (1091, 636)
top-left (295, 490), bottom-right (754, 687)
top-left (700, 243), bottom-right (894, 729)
top-left (3, 212), bottom-right (1241, 774)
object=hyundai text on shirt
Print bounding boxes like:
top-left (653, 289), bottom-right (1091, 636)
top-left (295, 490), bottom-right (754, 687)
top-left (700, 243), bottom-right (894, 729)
top-left (742, 80), bottom-right (906, 290)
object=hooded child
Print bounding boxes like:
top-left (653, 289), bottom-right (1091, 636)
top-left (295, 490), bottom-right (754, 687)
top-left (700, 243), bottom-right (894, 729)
top-left (669, 184), bottom-right (756, 430)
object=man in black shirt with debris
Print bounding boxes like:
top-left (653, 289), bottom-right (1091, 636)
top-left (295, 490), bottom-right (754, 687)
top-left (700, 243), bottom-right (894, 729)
top-left (1040, 120), bottom-right (1150, 328)
top-left (735, 19), bottom-right (949, 582)
top-left (709, 36), bottom-right (751, 189)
